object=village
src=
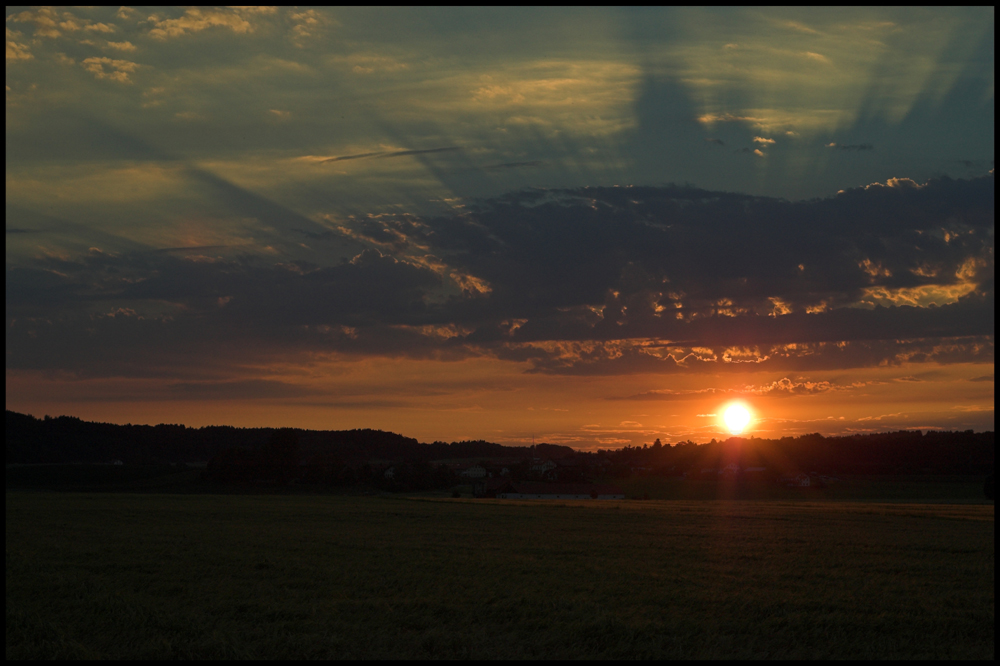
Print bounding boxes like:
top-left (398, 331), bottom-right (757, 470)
top-left (9, 413), bottom-right (990, 496)
top-left (365, 449), bottom-right (827, 499)
top-left (203, 438), bottom-right (839, 496)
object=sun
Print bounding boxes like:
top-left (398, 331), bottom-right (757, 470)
top-left (722, 403), bottom-right (752, 435)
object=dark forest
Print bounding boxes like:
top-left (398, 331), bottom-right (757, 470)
top-left (6, 410), bottom-right (993, 479)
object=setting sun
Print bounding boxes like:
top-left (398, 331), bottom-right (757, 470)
top-left (723, 403), bottom-right (752, 435)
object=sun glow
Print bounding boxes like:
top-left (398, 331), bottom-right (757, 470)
top-left (723, 403), bottom-right (752, 435)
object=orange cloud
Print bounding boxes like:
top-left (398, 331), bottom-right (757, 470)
top-left (148, 8), bottom-right (255, 39)
top-left (81, 57), bottom-right (140, 83)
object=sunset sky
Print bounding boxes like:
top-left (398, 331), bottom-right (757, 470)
top-left (6, 7), bottom-right (994, 448)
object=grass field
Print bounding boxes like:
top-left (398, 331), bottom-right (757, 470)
top-left (5, 464), bottom-right (202, 491)
top-left (6, 492), bottom-right (994, 659)
top-left (7, 464), bottom-right (990, 503)
top-left (613, 475), bottom-right (991, 503)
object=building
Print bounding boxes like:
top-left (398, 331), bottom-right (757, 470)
top-left (779, 473), bottom-right (811, 487)
top-left (530, 459), bottom-right (557, 475)
top-left (459, 465), bottom-right (487, 479)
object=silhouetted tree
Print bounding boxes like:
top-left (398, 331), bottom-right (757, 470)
top-left (264, 428), bottom-right (300, 483)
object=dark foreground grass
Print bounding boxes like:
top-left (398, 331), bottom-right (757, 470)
top-left (6, 493), bottom-right (994, 659)
top-left (614, 475), bottom-right (990, 502)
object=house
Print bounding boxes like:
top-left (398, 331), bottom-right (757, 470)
top-left (530, 459), bottom-right (557, 475)
top-left (459, 465), bottom-right (487, 479)
top-left (780, 473), bottom-right (811, 487)
top-left (496, 481), bottom-right (625, 500)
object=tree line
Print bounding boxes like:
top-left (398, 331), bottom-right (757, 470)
top-left (5, 410), bottom-right (994, 479)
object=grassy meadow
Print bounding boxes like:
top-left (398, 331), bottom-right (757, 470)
top-left (6, 492), bottom-right (994, 659)
top-left (613, 475), bottom-right (990, 503)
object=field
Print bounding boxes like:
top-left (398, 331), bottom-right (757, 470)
top-left (614, 475), bottom-right (990, 503)
top-left (6, 464), bottom-right (990, 503)
top-left (6, 492), bottom-right (994, 659)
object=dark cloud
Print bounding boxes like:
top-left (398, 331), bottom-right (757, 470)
top-left (320, 146), bottom-right (462, 163)
top-left (609, 387), bottom-right (729, 401)
top-left (511, 336), bottom-right (992, 376)
top-left (482, 160), bottom-right (543, 170)
top-left (6, 174), bottom-right (993, 378)
top-left (955, 159), bottom-right (993, 170)
top-left (165, 379), bottom-right (323, 401)
top-left (827, 143), bottom-right (874, 151)
top-left (319, 151), bottom-right (386, 163)
top-left (611, 377), bottom-right (869, 401)
top-left (152, 245), bottom-right (231, 254)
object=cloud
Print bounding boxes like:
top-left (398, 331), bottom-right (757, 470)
top-left (753, 136), bottom-right (775, 144)
top-left (968, 374), bottom-right (994, 382)
top-left (609, 387), bottom-right (729, 401)
top-left (165, 379), bottom-right (322, 401)
top-left (698, 112), bottom-right (767, 125)
top-left (779, 20), bottom-right (820, 35)
top-left (6, 32), bottom-right (32, 60)
top-left (612, 376), bottom-right (882, 401)
top-left (330, 53), bottom-right (408, 75)
top-left (747, 378), bottom-right (834, 396)
top-left (857, 413), bottom-right (904, 422)
top-left (7, 9), bottom-right (118, 40)
top-left (7, 8), bottom-right (64, 38)
top-left (7, 173), bottom-right (993, 379)
top-left (482, 160), bottom-right (543, 170)
top-left (827, 143), bottom-right (875, 151)
top-left (105, 41), bottom-right (136, 52)
top-left (289, 9), bottom-right (336, 45)
top-left (314, 146), bottom-right (462, 163)
top-left (80, 57), bottom-right (140, 83)
top-left (147, 8), bottom-right (256, 39)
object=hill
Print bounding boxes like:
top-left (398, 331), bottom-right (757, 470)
top-left (5, 411), bottom-right (993, 478)
top-left (5, 410), bottom-right (542, 465)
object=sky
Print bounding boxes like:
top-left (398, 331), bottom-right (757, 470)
top-left (5, 7), bottom-right (995, 449)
